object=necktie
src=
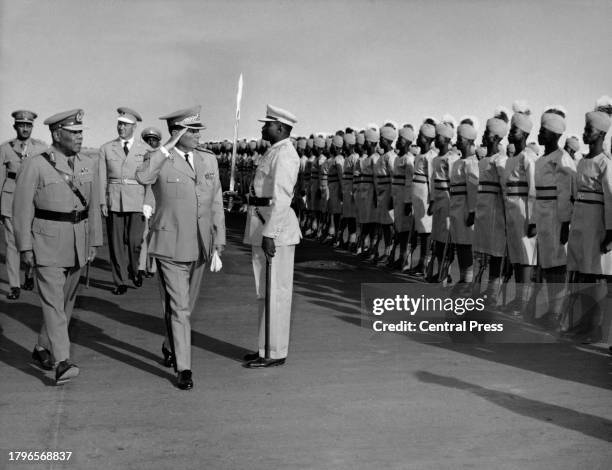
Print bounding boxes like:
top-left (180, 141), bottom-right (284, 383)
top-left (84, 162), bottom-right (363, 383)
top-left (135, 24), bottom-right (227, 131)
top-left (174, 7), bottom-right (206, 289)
top-left (67, 156), bottom-right (74, 172)
top-left (185, 152), bottom-right (193, 170)
top-left (123, 142), bottom-right (129, 156)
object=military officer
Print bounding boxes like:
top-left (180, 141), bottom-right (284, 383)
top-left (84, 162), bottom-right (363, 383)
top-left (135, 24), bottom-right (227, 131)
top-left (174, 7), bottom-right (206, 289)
top-left (428, 119), bottom-right (457, 281)
top-left (533, 108), bottom-right (576, 327)
top-left (99, 107), bottom-right (149, 294)
top-left (0, 110), bottom-right (47, 299)
top-left (340, 132), bottom-right (359, 250)
top-left (449, 118), bottom-right (480, 285)
top-left (136, 105), bottom-right (225, 390)
top-left (374, 125), bottom-right (397, 264)
top-left (243, 104), bottom-right (301, 368)
top-left (472, 108), bottom-right (510, 302)
top-left (13, 109), bottom-right (103, 384)
top-left (389, 126), bottom-right (416, 270)
top-left (326, 134), bottom-right (344, 245)
top-left (501, 101), bottom-right (538, 315)
top-left (408, 119), bottom-right (438, 276)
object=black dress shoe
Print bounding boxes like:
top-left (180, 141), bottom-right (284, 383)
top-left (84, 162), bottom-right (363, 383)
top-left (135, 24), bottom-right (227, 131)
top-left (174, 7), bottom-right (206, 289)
top-left (6, 287), bottom-right (20, 300)
top-left (243, 351), bottom-right (260, 362)
top-left (22, 276), bottom-right (35, 291)
top-left (161, 344), bottom-right (174, 368)
top-left (245, 357), bottom-right (286, 368)
top-left (144, 270), bottom-right (155, 278)
top-left (55, 360), bottom-right (79, 384)
top-left (177, 370), bottom-right (193, 390)
top-left (133, 271), bottom-right (144, 288)
top-left (111, 285), bottom-right (128, 295)
top-left (31, 347), bottom-right (53, 370)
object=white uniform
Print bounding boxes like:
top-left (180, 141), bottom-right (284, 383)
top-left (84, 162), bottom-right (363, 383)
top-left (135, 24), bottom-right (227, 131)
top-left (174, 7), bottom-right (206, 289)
top-left (342, 153), bottom-right (359, 218)
top-left (243, 138), bottom-right (301, 359)
top-left (567, 153), bottom-right (612, 274)
top-left (328, 155), bottom-right (343, 215)
top-left (430, 151), bottom-right (458, 243)
top-left (474, 152), bottom-right (506, 256)
top-left (534, 148), bottom-right (576, 268)
top-left (392, 152), bottom-right (415, 232)
top-left (374, 150), bottom-right (395, 225)
top-left (318, 155), bottom-right (329, 213)
top-left (500, 149), bottom-right (538, 265)
top-left (411, 149), bottom-right (438, 233)
top-left (449, 156), bottom-right (479, 245)
top-left (359, 154), bottom-right (378, 224)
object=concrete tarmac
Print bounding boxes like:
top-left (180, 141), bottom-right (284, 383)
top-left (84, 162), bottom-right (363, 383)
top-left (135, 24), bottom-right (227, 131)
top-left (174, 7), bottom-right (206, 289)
top-left (0, 214), bottom-right (611, 469)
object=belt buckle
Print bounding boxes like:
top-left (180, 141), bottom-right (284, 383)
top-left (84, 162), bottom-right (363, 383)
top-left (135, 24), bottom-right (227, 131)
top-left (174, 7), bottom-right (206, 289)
top-left (122, 177), bottom-right (128, 184)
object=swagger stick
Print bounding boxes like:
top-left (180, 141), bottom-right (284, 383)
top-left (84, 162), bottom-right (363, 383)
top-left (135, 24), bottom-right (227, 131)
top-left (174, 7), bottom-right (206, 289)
top-left (264, 255), bottom-right (272, 360)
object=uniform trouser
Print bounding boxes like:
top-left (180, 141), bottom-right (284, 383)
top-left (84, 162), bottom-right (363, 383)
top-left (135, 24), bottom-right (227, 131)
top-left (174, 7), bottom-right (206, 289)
top-left (36, 265), bottom-right (82, 363)
top-left (252, 245), bottom-right (295, 359)
top-left (3, 217), bottom-right (22, 288)
top-left (107, 211), bottom-right (146, 286)
top-left (156, 257), bottom-right (206, 372)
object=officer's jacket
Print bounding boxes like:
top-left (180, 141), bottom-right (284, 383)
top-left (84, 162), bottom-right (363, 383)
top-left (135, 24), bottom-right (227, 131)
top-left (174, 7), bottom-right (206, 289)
top-left (243, 138), bottom-right (301, 246)
top-left (0, 138), bottom-right (47, 217)
top-left (136, 147), bottom-right (226, 263)
top-left (99, 138), bottom-right (149, 212)
top-left (13, 145), bottom-right (103, 268)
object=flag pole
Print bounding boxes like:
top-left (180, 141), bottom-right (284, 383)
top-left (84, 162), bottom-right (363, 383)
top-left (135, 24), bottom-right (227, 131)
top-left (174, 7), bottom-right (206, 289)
top-left (228, 73), bottom-right (243, 211)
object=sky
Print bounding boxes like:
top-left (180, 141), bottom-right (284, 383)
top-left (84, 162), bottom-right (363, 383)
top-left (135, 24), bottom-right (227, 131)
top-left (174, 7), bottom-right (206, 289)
top-left (1, 0), bottom-right (611, 148)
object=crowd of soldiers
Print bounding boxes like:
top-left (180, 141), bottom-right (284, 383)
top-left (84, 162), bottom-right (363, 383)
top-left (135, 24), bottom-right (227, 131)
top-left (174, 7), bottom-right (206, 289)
top-left (204, 97), bottom-right (612, 343)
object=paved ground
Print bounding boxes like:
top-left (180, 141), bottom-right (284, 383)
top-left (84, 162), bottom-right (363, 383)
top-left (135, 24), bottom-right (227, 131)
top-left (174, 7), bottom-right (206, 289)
top-left (0, 214), bottom-right (611, 470)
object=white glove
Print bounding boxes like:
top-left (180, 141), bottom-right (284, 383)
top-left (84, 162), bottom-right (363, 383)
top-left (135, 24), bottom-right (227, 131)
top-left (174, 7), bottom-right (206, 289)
top-left (143, 204), bottom-right (153, 219)
top-left (210, 250), bottom-right (223, 272)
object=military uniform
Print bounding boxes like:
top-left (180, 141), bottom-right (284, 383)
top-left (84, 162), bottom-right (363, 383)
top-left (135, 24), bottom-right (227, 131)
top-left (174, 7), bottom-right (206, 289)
top-left (328, 153), bottom-right (343, 216)
top-left (500, 148), bottom-right (538, 265)
top-left (136, 106), bottom-right (225, 381)
top-left (342, 152), bottom-right (359, 219)
top-left (449, 155), bottom-right (479, 245)
top-left (13, 109), bottom-right (102, 379)
top-left (568, 152), bottom-right (612, 274)
top-left (473, 152), bottom-right (506, 257)
top-left (430, 151), bottom-right (457, 244)
top-left (534, 148), bottom-right (576, 268)
top-left (391, 150), bottom-right (415, 232)
top-left (374, 149), bottom-right (395, 225)
top-left (411, 148), bottom-right (437, 234)
top-left (0, 112), bottom-right (47, 295)
top-left (99, 108), bottom-right (149, 291)
top-left (243, 105), bottom-right (301, 362)
top-left (359, 153), bottom-right (377, 224)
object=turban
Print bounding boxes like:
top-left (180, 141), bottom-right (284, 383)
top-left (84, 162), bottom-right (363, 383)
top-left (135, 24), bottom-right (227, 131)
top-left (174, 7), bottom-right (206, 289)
top-left (297, 138), bottom-right (307, 149)
top-left (419, 123), bottom-right (436, 139)
top-left (486, 117), bottom-right (509, 138)
top-left (314, 136), bottom-right (326, 148)
top-left (586, 111), bottom-right (611, 133)
top-left (380, 126), bottom-right (398, 141)
top-left (332, 135), bottom-right (344, 147)
top-left (435, 122), bottom-right (454, 139)
top-left (399, 127), bottom-right (415, 142)
top-left (344, 133), bottom-right (356, 145)
top-left (356, 133), bottom-right (365, 145)
top-left (457, 123), bottom-right (477, 141)
top-left (565, 136), bottom-right (580, 152)
top-left (511, 113), bottom-right (533, 134)
top-left (541, 112), bottom-right (566, 134)
top-left (365, 128), bottom-right (380, 143)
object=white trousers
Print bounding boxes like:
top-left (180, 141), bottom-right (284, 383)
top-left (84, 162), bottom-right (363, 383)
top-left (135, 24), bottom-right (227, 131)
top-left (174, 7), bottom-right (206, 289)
top-left (251, 245), bottom-right (296, 359)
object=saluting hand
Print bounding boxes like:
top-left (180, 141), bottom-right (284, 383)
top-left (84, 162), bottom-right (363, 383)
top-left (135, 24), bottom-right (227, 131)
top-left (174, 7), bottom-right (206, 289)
top-left (163, 127), bottom-right (188, 152)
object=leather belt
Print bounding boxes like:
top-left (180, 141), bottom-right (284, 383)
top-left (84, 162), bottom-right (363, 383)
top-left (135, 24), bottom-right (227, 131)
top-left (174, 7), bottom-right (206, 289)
top-left (248, 196), bottom-right (272, 207)
top-left (109, 178), bottom-right (140, 185)
top-left (35, 208), bottom-right (89, 223)
top-left (7, 171), bottom-right (16, 180)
